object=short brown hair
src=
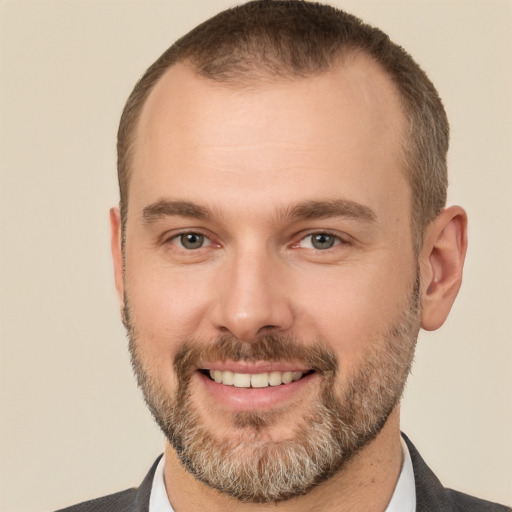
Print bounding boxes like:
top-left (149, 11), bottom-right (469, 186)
top-left (117, 0), bottom-right (449, 249)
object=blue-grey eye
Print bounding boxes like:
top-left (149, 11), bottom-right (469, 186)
top-left (180, 233), bottom-right (205, 249)
top-left (310, 233), bottom-right (337, 250)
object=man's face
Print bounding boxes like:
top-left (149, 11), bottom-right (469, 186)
top-left (115, 57), bottom-right (421, 502)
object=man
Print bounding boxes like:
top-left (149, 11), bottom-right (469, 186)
top-left (58, 1), bottom-right (510, 511)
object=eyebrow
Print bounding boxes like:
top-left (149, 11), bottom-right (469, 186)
top-left (141, 198), bottom-right (376, 225)
top-left (142, 199), bottom-right (210, 223)
top-left (280, 199), bottom-right (377, 223)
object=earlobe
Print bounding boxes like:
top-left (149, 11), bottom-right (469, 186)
top-left (110, 207), bottom-right (125, 307)
top-left (420, 206), bottom-right (468, 331)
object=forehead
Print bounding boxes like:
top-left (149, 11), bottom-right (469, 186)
top-left (130, 55), bottom-right (408, 224)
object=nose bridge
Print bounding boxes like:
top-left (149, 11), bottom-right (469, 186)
top-left (212, 243), bottom-right (292, 340)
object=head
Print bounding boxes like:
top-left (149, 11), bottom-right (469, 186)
top-left (111, 0), bottom-right (467, 504)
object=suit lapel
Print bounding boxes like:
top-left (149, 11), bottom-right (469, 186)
top-left (402, 434), bottom-right (452, 512)
top-left (132, 455), bottom-right (163, 512)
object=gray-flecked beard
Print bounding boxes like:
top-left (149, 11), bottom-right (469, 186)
top-left (125, 276), bottom-right (420, 503)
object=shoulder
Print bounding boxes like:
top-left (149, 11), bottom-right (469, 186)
top-left (445, 488), bottom-right (511, 512)
top-left (54, 487), bottom-right (138, 512)
top-left (402, 433), bottom-right (510, 512)
top-left (54, 454), bottom-right (162, 512)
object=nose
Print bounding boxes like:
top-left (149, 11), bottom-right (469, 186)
top-left (210, 248), bottom-right (294, 341)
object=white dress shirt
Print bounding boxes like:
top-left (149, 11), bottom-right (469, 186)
top-left (149, 437), bottom-right (416, 512)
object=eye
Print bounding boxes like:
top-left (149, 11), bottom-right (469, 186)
top-left (299, 232), bottom-right (342, 250)
top-left (175, 232), bottom-right (210, 250)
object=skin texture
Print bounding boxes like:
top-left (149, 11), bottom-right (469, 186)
top-left (111, 55), bottom-right (467, 512)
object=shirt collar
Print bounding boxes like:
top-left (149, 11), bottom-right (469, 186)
top-left (384, 436), bottom-right (417, 512)
top-left (149, 454), bottom-right (174, 512)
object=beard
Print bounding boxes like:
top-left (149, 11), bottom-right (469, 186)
top-left (125, 275), bottom-right (421, 503)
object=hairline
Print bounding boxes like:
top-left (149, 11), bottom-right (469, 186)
top-left (121, 52), bottom-right (427, 254)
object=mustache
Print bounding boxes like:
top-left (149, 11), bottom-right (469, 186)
top-left (174, 334), bottom-right (338, 377)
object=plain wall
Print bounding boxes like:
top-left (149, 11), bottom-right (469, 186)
top-left (1, 1), bottom-right (511, 511)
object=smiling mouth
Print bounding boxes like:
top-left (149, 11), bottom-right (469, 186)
top-left (200, 369), bottom-right (315, 388)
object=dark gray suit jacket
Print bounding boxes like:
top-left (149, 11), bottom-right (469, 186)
top-left (56, 435), bottom-right (511, 512)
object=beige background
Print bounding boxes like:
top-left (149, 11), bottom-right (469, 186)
top-left (1, 1), bottom-right (511, 511)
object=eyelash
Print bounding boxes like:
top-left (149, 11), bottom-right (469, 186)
top-left (295, 231), bottom-right (346, 250)
top-left (166, 231), bottom-right (213, 250)
top-left (165, 230), bottom-right (347, 252)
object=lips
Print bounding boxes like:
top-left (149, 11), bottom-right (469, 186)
top-left (207, 369), bottom-right (306, 388)
top-left (196, 365), bottom-right (318, 411)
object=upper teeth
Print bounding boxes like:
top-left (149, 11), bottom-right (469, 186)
top-left (208, 370), bottom-right (304, 388)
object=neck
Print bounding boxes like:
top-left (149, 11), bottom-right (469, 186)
top-left (163, 407), bottom-right (403, 512)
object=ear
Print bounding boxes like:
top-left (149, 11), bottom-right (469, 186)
top-left (419, 205), bottom-right (468, 331)
top-left (110, 207), bottom-right (125, 307)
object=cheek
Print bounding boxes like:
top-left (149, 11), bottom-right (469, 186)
top-left (126, 259), bottom-right (211, 336)
top-left (292, 261), bottom-right (414, 371)
top-left (124, 263), bottom-right (214, 389)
